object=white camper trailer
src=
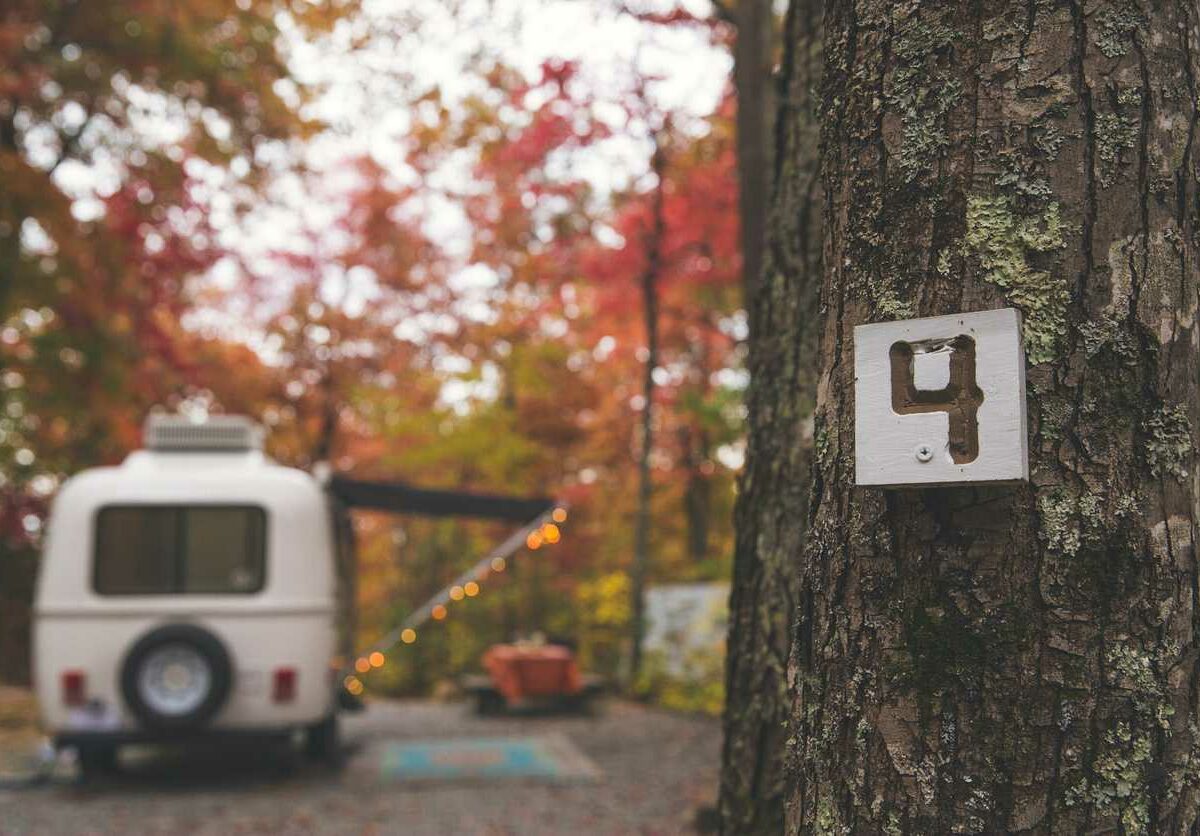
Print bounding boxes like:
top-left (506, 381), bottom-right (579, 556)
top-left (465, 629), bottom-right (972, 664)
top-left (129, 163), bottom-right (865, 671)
top-left (33, 415), bottom-right (340, 773)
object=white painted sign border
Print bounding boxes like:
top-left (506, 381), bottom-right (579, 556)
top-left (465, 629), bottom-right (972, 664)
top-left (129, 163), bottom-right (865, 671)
top-left (854, 308), bottom-right (1029, 487)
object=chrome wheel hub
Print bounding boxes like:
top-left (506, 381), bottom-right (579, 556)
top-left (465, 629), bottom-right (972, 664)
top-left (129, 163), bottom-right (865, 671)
top-left (137, 643), bottom-right (212, 717)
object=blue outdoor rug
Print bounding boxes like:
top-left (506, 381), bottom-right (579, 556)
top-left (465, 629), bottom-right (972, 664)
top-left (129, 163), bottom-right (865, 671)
top-left (380, 734), bottom-right (600, 782)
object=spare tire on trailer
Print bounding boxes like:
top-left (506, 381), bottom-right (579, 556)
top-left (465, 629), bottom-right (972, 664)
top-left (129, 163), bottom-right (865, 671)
top-left (120, 623), bottom-right (233, 732)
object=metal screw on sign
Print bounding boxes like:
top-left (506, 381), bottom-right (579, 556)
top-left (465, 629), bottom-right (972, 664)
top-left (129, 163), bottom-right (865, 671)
top-left (914, 444), bottom-right (934, 463)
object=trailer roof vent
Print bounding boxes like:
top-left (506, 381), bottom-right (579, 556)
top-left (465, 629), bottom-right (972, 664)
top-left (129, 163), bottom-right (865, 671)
top-left (144, 414), bottom-right (264, 453)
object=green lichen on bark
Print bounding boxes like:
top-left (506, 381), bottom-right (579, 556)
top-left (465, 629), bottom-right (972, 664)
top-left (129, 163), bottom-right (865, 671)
top-left (1095, 4), bottom-right (1148, 58)
top-left (964, 194), bottom-right (1068, 363)
top-left (814, 421), bottom-right (832, 468)
top-left (876, 289), bottom-right (915, 319)
top-left (1065, 721), bottom-right (1154, 833)
top-left (885, 14), bottom-right (962, 180)
top-left (815, 792), bottom-right (848, 835)
top-left (1064, 642), bottom-right (1177, 834)
top-left (1038, 487), bottom-right (1140, 557)
top-left (1079, 313), bottom-right (1138, 358)
top-left (1144, 404), bottom-right (1194, 479)
top-left (1038, 489), bottom-right (1087, 555)
top-left (994, 113), bottom-right (1067, 200)
top-left (1031, 122), bottom-right (1067, 160)
top-left (1095, 88), bottom-right (1142, 187)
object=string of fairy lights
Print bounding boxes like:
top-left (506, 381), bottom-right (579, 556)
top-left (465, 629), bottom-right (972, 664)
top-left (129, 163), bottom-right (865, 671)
top-left (342, 504), bottom-right (570, 696)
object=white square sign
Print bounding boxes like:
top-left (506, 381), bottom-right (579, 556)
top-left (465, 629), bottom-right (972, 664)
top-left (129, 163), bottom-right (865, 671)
top-left (854, 308), bottom-right (1028, 487)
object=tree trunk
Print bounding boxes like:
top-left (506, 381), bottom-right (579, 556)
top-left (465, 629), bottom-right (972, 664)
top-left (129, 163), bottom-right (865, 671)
top-left (331, 496), bottom-right (358, 668)
top-left (719, 0), bottom-right (823, 830)
top-left (735, 0), bottom-right (777, 310)
top-left (0, 547), bottom-right (36, 684)
top-left (0, 112), bottom-right (21, 320)
top-left (629, 131), bottom-right (667, 683)
top-left (779, 0), bottom-right (1200, 832)
top-left (313, 367), bottom-right (340, 466)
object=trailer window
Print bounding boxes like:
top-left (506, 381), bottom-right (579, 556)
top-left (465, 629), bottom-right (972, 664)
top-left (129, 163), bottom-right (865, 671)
top-left (94, 506), bottom-right (266, 595)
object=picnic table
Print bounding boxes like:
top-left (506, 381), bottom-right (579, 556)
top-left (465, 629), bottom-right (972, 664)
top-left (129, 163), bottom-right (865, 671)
top-left (462, 644), bottom-right (604, 714)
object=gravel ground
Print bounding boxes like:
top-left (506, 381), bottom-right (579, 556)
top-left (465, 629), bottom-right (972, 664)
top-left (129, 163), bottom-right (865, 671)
top-left (0, 698), bottom-right (719, 835)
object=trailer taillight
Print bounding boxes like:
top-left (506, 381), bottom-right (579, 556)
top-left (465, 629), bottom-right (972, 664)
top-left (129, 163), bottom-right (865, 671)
top-left (272, 668), bottom-right (297, 703)
top-left (62, 670), bottom-right (86, 706)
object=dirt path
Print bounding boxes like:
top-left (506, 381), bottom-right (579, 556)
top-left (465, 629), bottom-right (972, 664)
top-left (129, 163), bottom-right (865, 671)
top-left (0, 698), bottom-right (718, 835)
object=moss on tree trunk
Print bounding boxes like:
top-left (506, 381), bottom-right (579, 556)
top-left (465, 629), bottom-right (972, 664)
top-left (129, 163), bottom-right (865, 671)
top-left (767, 0), bottom-right (1200, 831)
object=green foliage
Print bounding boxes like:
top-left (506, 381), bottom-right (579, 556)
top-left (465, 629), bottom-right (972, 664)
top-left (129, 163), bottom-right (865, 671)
top-left (576, 572), bottom-right (632, 628)
top-left (635, 646), bottom-right (725, 716)
top-left (574, 572), bottom-right (631, 676)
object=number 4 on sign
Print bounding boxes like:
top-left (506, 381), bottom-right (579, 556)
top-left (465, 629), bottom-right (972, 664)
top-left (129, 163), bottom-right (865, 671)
top-left (854, 308), bottom-right (1029, 487)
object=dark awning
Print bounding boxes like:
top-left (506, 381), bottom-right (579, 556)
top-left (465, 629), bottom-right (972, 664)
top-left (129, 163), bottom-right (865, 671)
top-left (328, 475), bottom-right (554, 523)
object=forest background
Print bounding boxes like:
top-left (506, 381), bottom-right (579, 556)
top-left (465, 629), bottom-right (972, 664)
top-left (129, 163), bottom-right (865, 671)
top-left (0, 0), bottom-right (751, 712)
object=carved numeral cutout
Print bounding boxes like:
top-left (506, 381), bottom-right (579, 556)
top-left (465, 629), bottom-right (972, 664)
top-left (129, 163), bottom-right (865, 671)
top-left (889, 335), bottom-right (984, 464)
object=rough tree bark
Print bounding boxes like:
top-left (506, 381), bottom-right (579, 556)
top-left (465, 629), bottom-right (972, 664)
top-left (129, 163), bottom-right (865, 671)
top-left (779, 0), bottom-right (1200, 832)
top-left (719, 0), bottom-right (822, 830)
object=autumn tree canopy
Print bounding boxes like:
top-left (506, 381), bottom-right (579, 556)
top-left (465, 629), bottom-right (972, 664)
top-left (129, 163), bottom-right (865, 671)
top-left (0, 1), bottom-right (745, 701)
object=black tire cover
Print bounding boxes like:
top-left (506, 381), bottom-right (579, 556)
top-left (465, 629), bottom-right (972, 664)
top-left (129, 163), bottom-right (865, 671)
top-left (120, 623), bottom-right (233, 731)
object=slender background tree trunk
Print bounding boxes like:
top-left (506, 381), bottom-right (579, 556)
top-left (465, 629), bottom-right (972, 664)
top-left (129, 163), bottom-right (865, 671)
top-left (0, 111), bottom-right (35, 685)
top-left (629, 132), bottom-right (667, 683)
top-left (719, 0), bottom-right (822, 830)
top-left (734, 0), bottom-right (777, 312)
top-left (780, 0), bottom-right (1200, 831)
top-left (332, 496), bottom-right (358, 667)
